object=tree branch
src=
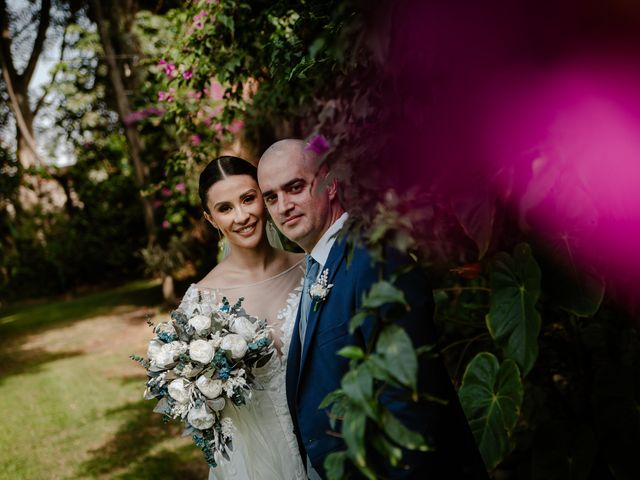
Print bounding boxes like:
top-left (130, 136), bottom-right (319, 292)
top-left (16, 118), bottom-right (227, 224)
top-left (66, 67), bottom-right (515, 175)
top-left (0, 0), bottom-right (18, 84)
top-left (22, 0), bottom-right (51, 84)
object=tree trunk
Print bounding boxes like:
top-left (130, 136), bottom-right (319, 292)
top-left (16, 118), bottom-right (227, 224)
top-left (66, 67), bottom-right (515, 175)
top-left (0, 0), bottom-right (61, 211)
top-left (162, 273), bottom-right (177, 306)
top-left (91, 0), bottom-right (156, 246)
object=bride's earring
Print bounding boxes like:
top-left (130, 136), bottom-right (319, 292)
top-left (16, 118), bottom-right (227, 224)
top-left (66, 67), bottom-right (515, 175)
top-left (266, 219), bottom-right (284, 250)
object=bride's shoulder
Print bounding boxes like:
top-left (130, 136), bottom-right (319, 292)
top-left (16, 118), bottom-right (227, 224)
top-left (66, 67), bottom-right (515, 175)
top-left (195, 261), bottom-right (231, 289)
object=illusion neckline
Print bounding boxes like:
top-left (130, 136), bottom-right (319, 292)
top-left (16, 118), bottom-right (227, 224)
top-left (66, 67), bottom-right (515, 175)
top-left (193, 257), bottom-right (304, 291)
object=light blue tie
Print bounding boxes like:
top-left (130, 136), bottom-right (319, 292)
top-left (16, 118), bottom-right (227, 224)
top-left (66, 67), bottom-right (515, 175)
top-left (299, 255), bottom-right (320, 344)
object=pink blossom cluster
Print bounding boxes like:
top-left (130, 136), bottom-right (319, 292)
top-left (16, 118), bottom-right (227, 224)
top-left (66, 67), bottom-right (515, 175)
top-left (192, 10), bottom-right (208, 30)
top-left (158, 88), bottom-right (176, 102)
top-left (305, 134), bottom-right (330, 155)
top-left (123, 107), bottom-right (165, 126)
top-left (158, 59), bottom-right (177, 78)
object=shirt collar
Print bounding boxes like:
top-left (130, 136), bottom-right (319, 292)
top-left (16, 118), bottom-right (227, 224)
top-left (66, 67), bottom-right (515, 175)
top-left (309, 212), bottom-right (349, 267)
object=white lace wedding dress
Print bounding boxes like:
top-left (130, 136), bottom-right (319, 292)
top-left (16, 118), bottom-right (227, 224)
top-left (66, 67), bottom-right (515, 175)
top-left (178, 260), bottom-right (306, 480)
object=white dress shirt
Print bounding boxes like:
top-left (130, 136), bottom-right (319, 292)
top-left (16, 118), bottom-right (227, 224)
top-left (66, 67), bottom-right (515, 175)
top-left (308, 212), bottom-right (349, 273)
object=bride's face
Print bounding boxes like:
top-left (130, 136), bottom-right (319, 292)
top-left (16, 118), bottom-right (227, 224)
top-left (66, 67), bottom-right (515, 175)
top-left (204, 174), bottom-right (267, 250)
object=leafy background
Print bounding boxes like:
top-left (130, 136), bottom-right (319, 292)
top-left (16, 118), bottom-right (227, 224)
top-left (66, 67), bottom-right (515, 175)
top-left (1, 0), bottom-right (639, 479)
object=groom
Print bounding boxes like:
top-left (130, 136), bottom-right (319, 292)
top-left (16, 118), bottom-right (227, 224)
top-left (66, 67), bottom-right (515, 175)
top-left (258, 139), bottom-right (487, 479)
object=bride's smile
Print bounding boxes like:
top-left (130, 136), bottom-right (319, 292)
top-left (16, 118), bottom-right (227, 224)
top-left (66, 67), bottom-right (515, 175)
top-left (203, 174), bottom-right (267, 249)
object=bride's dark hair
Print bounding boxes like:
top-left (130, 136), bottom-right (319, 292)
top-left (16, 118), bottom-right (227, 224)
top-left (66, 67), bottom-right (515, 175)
top-left (199, 156), bottom-right (258, 213)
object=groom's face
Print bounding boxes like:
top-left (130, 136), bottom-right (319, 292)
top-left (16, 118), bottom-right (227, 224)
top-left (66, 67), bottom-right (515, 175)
top-left (258, 150), bottom-right (333, 252)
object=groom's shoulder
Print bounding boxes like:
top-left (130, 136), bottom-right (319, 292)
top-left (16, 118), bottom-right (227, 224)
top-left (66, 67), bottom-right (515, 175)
top-left (339, 236), bottom-right (419, 276)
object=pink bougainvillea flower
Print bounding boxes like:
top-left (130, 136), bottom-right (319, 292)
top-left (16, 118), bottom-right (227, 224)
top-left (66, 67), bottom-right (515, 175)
top-left (175, 182), bottom-right (186, 193)
top-left (160, 187), bottom-right (172, 197)
top-left (158, 88), bottom-right (175, 102)
top-left (207, 80), bottom-right (224, 100)
top-left (228, 119), bottom-right (245, 134)
top-left (182, 68), bottom-right (193, 80)
top-left (123, 110), bottom-right (145, 126)
top-left (192, 10), bottom-right (208, 30)
top-left (186, 90), bottom-right (203, 100)
top-left (305, 134), bottom-right (330, 155)
top-left (190, 134), bottom-right (202, 146)
top-left (164, 63), bottom-right (176, 78)
top-left (153, 199), bottom-right (162, 209)
top-left (158, 59), bottom-right (167, 66)
top-left (162, 220), bottom-right (170, 229)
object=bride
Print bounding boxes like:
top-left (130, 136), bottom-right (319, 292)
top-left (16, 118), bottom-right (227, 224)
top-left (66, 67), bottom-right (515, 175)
top-left (178, 156), bottom-right (306, 479)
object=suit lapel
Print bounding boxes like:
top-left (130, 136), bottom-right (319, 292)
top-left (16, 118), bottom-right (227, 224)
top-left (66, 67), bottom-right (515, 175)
top-left (297, 238), bottom-right (348, 388)
top-left (286, 305), bottom-right (303, 409)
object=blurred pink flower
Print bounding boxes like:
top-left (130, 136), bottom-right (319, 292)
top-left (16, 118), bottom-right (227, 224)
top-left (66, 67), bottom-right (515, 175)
top-left (190, 134), bottom-right (202, 146)
top-left (162, 220), bottom-right (170, 229)
top-left (192, 10), bottom-right (208, 30)
top-left (153, 200), bottom-right (162, 209)
top-left (186, 90), bottom-right (203, 100)
top-left (175, 182), bottom-right (186, 192)
top-left (161, 187), bottom-right (172, 197)
top-left (158, 88), bottom-right (175, 102)
top-left (305, 134), bottom-right (330, 155)
top-left (207, 80), bottom-right (224, 100)
top-left (183, 69), bottom-right (193, 80)
top-left (123, 107), bottom-right (165, 126)
top-left (228, 119), bottom-right (245, 134)
top-left (158, 59), bottom-right (176, 78)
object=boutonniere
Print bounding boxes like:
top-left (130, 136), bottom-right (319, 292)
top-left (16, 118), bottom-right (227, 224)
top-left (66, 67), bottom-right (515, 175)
top-left (309, 268), bottom-right (333, 311)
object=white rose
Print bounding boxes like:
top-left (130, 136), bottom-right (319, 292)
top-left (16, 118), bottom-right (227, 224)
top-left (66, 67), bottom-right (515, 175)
top-left (189, 339), bottom-right (215, 364)
top-left (154, 321), bottom-right (177, 338)
top-left (187, 403), bottom-right (216, 430)
top-left (230, 316), bottom-right (258, 342)
top-left (168, 378), bottom-right (191, 404)
top-left (196, 376), bottom-right (224, 399)
top-left (154, 341), bottom-right (188, 368)
top-left (154, 344), bottom-right (176, 368)
top-left (188, 314), bottom-right (211, 335)
top-left (208, 397), bottom-right (226, 412)
top-left (147, 339), bottom-right (163, 361)
top-left (220, 333), bottom-right (248, 359)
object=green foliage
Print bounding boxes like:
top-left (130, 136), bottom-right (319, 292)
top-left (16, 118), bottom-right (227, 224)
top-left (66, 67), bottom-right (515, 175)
top-left (486, 243), bottom-right (542, 375)
top-left (458, 352), bottom-right (523, 470)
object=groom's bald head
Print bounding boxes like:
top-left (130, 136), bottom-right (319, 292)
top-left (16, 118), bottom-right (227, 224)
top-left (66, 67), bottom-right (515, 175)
top-left (260, 139), bottom-right (321, 173)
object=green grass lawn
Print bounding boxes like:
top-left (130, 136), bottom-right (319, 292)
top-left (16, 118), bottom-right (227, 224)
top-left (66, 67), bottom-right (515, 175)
top-left (0, 281), bottom-right (209, 480)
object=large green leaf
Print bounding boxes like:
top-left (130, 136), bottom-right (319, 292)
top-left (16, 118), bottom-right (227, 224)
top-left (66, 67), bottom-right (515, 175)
top-left (341, 364), bottom-right (376, 419)
top-left (376, 324), bottom-right (418, 390)
top-left (361, 280), bottom-right (407, 309)
top-left (342, 409), bottom-right (367, 468)
top-left (458, 352), bottom-right (523, 470)
top-left (486, 243), bottom-right (542, 375)
top-left (324, 451), bottom-right (347, 480)
top-left (452, 190), bottom-right (496, 259)
top-left (380, 408), bottom-right (429, 451)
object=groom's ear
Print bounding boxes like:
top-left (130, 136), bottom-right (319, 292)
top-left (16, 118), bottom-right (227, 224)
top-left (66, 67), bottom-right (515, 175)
top-left (325, 172), bottom-right (339, 201)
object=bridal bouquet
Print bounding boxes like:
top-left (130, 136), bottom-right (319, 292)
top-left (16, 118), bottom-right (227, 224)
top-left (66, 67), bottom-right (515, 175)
top-left (132, 296), bottom-right (274, 468)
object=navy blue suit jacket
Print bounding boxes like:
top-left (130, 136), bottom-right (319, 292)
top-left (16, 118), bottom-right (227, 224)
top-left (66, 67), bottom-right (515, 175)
top-left (285, 237), bottom-right (488, 479)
